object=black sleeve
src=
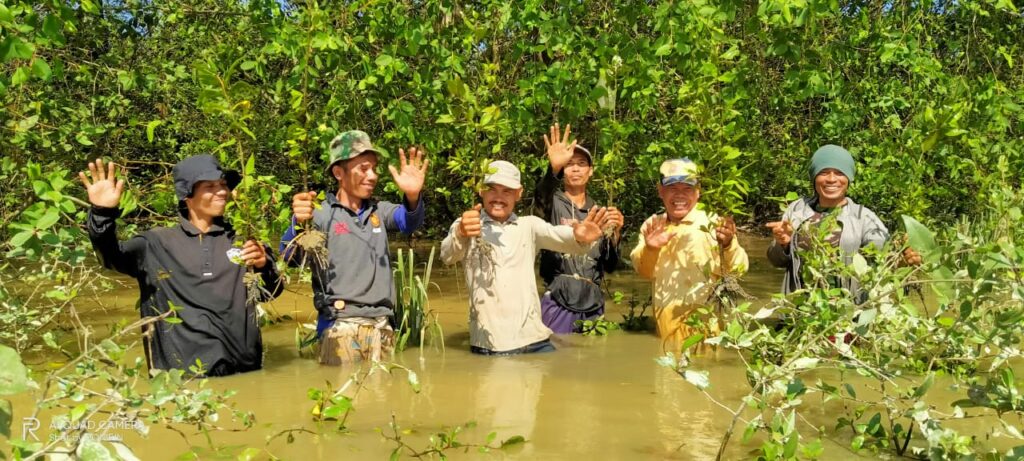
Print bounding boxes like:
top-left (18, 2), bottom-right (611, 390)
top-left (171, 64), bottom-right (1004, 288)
top-left (533, 166), bottom-right (561, 219)
top-left (87, 206), bottom-right (146, 278)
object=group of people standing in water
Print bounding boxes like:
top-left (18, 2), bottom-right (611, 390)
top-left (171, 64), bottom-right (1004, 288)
top-left (78, 123), bottom-right (916, 376)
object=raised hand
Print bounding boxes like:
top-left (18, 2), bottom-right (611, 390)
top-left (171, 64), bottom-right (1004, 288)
top-left (292, 191), bottom-right (318, 223)
top-left (573, 206), bottom-right (607, 244)
top-left (643, 215), bottom-right (674, 250)
top-left (388, 147), bottom-right (429, 204)
top-left (765, 220), bottom-right (793, 247)
top-left (543, 123), bottom-right (577, 174)
top-left (458, 204), bottom-right (483, 238)
top-left (715, 216), bottom-right (737, 248)
top-left (241, 239), bottom-right (268, 269)
top-left (78, 158), bottom-right (125, 208)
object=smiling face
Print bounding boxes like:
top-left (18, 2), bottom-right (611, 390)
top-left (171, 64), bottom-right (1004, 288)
top-left (184, 178), bottom-right (229, 219)
top-left (657, 182), bottom-right (700, 221)
top-left (814, 168), bottom-right (849, 208)
top-left (562, 152), bottom-right (593, 189)
top-left (333, 152), bottom-right (379, 201)
top-left (480, 183), bottom-right (523, 223)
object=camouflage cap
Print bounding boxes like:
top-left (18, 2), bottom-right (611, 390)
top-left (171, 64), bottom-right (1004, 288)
top-left (325, 130), bottom-right (381, 176)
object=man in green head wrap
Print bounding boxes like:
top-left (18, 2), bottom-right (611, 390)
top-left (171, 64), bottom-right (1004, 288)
top-left (765, 144), bottom-right (899, 298)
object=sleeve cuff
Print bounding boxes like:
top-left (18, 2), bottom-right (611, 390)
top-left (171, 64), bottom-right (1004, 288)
top-left (90, 206), bottom-right (122, 218)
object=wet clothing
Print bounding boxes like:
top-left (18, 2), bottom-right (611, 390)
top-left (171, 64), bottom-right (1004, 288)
top-left (630, 209), bottom-right (748, 347)
top-left (440, 212), bottom-right (593, 353)
top-left (470, 339), bottom-right (556, 356)
top-left (534, 167), bottom-right (620, 329)
top-left (87, 207), bottom-right (282, 377)
top-left (317, 316), bottom-right (394, 365)
top-left (540, 292), bottom-right (601, 334)
top-left (766, 197), bottom-right (889, 298)
top-left (279, 193), bottom-right (424, 336)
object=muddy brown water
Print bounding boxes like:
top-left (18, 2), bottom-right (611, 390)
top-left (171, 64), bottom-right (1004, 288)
top-left (7, 235), bottom-right (1013, 459)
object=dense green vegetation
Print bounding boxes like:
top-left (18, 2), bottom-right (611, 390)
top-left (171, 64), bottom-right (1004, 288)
top-left (2, 0), bottom-right (1021, 241)
top-left (2, 0), bottom-right (1022, 459)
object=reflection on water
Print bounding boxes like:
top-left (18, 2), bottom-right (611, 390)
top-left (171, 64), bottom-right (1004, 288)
top-left (11, 234), bottom-right (890, 459)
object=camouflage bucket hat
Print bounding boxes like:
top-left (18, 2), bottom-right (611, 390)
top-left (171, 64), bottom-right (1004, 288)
top-left (324, 130), bottom-right (381, 177)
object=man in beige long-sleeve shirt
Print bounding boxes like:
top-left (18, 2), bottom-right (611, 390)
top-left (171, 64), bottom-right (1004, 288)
top-left (441, 161), bottom-right (608, 355)
top-left (630, 158), bottom-right (749, 352)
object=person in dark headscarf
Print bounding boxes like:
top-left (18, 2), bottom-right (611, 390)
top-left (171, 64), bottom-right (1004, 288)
top-left (765, 145), bottom-right (919, 298)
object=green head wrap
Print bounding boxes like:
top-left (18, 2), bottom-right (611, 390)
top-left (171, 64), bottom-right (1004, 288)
top-left (808, 144), bottom-right (855, 183)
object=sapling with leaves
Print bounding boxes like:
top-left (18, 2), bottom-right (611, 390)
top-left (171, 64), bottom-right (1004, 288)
top-left (461, 158), bottom-right (500, 269)
top-left (692, 149), bottom-right (754, 313)
top-left (194, 60), bottom-right (278, 304)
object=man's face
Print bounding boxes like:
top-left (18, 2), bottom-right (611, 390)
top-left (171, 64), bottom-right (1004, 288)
top-left (480, 183), bottom-right (523, 222)
top-left (658, 182), bottom-right (700, 221)
top-left (333, 152), bottom-right (379, 199)
top-left (813, 168), bottom-right (849, 205)
top-left (562, 152), bottom-right (593, 189)
top-left (185, 179), bottom-right (229, 218)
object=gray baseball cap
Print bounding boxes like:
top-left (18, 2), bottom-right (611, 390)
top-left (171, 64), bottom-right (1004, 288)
top-left (483, 160), bottom-right (522, 189)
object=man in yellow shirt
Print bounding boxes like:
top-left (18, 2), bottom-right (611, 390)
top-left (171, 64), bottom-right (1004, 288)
top-left (630, 158), bottom-right (749, 352)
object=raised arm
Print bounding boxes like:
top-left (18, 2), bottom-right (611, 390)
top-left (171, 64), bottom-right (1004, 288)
top-left (79, 159), bottom-right (146, 277)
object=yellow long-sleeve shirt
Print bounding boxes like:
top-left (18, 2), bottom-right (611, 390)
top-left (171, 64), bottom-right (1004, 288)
top-left (629, 209), bottom-right (749, 345)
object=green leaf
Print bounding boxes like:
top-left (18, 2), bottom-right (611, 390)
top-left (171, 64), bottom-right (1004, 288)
top-left (164, 317), bottom-right (183, 325)
top-left (912, 373), bottom-right (935, 399)
top-left (500, 435), bottom-right (526, 448)
top-left (30, 59), bottom-right (51, 80)
top-left (80, 0), bottom-right (100, 14)
top-left (10, 230), bottom-right (34, 249)
top-left (11, 66), bottom-right (29, 85)
top-left (77, 434), bottom-right (116, 461)
top-left (682, 370), bottom-right (710, 390)
top-left (146, 120), bottom-right (163, 143)
top-left (76, 132), bottom-right (95, 146)
top-left (375, 54), bottom-right (394, 68)
top-left (902, 215), bottom-right (936, 255)
top-left (36, 208), bottom-right (60, 230)
top-left (680, 333), bottom-right (704, 351)
top-left (655, 43), bottom-right (672, 56)
top-left (3, 37), bottom-right (34, 60)
top-left (240, 61), bottom-right (257, 71)
top-left (236, 447), bottom-right (261, 461)
top-left (0, 345), bottom-right (30, 395)
top-left (0, 4), bottom-right (13, 23)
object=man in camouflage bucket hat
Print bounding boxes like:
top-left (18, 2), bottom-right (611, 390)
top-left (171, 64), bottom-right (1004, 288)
top-left (281, 130), bottom-right (429, 364)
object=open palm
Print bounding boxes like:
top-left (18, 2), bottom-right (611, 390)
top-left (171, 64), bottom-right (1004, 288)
top-left (543, 123), bottom-right (576, 172)
top-left (78, 159), bottom-right (124, 208)
top-left (643, 215), bottom-right (674, 250)
top-left (388, 147), bottom-right (428, 197)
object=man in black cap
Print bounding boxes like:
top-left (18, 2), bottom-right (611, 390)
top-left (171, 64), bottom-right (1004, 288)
top-left (534, 123), bottom-right (624, 333)
top-left (80, 156), bottom-right (282, 377)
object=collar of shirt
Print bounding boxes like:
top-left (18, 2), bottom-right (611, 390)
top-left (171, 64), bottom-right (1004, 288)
top-left (668, 208), bottom-right (710, 227)
top-left (482, 211), bottom-right (518, 225)
top-left (805, 196), bottom-right (861, 226)
top-left (178, 216), bottom-right (229, 236)
top-left (325, 192), bottom-right (379, 220)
